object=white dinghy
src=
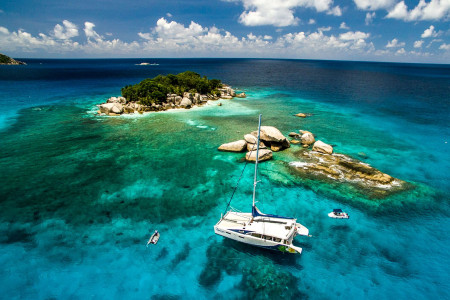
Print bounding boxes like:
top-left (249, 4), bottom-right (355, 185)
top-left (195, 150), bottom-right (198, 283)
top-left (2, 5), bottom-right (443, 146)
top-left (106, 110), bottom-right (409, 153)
top-left (214, 114), bottom-right (309, 254)
top-left (328, 209), bottom-right (349, 219)
top-left (146, 230), bottom-right (160, 246)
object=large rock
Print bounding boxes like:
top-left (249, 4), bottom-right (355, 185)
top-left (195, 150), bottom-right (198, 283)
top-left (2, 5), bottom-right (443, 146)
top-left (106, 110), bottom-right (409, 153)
top-left (245, 149), bottom-right (273, 162)
top-left (258, 126), bottom-right (287, 143)
top-left (246, 142), bottom-right (266, 151)
top-left (301, 132), bottom-right (315, 145)
top-left (221, 95), bottom-right (233, 99)
top-left (244, 134), bottom-right (258, 144)
top-left (312, 140), bottom-right (333, 154)
top-left (236, 93), bottom-right (246, 98)
top-left (218, 140), bottom-right (247, 152)
top-left (180, 97), bottom-right (192, 108)
top-left (295, 113), bottom-right (307, 118)
top-left (110, 103), bottom-right (124, 114)
top-left (99, 103), bottom-right (115, 114)
top-left (107, 96), bottom-right (127, 104)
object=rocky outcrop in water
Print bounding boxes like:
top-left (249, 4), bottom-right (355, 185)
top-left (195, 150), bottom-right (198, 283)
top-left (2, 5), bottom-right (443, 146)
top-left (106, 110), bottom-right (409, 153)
top-left (290, 150), bottom-right (400, 186)
top-left (287, 127), bottom-right (407, 197)
top-left (218, 140), bottom-right (247, 152)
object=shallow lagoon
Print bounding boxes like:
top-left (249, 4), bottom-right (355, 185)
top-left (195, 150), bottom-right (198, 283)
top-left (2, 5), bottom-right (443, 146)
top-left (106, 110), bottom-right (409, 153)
top-left (0, 59), bottom-right (449, 299)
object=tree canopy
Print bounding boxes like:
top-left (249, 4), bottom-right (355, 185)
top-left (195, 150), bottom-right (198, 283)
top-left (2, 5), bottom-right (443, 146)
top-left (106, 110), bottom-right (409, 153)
top-left (121, 71), bottom-right (222, 106)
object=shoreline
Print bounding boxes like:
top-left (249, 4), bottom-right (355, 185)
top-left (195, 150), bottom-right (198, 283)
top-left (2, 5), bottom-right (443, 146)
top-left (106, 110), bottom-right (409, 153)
top-left (95, 84), bottom-right (246, 116)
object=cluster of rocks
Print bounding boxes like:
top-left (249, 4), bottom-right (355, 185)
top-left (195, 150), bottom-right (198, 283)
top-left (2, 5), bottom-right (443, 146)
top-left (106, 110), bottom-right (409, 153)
top-left (218, 118), bottom-right (404, 191)
top-left (218, 126), bottom-right (290, 162)
top-left (96, 85), bottom-right (246, 116)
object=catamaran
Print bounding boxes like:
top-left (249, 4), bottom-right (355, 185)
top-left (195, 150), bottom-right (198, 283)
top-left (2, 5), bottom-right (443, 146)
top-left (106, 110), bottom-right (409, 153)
top-left (214, 114), bottom-right (309, 254)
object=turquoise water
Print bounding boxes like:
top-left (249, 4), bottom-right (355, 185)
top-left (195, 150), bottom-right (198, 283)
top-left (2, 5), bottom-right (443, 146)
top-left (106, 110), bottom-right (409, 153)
top-left (0, 59), bottom-right (449, 299)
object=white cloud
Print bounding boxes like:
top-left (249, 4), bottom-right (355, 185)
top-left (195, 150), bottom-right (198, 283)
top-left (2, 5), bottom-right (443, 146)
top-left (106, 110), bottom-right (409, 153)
top-left (327, 5), bottom-right (342, 16)
top-left (263, 35), bottom-right (273, 40)
top-left (84, 22), bottom-right (102, 41)
top-left (166, 13), bottom-right (173, 17)
top-left (353, 0), bottom-right (395, 10)
top-left (365, 12), bottom-right (376, 25)
top-left (387, 0), bottom-right (450, 21)
top-left (0, 9), bottom-right (4, 14)
top-left (318, 26), bottom-right (332, 32)
top-left (421, 25), bottom-right (438, 38)
top-left (439, 43), bottom-right (450, 50)
top-left (229, 0), bottom-right (342, 27)
top-left (386, 38), bottom-right (405, 48)
top-left (414, 40), bottom-right (424, 48)
top-left (339, 31), bottom-right (370, 40)
top-left (308, 18), bottom-right (316, 24)
top-left (339, 22), bottom-right (349, 29)
top-left (53, 20), bottom-right (79, 40)
top-left (0, 26), bottom-right (9, 34)
top-left (396, 47), bottom-right (406, 54)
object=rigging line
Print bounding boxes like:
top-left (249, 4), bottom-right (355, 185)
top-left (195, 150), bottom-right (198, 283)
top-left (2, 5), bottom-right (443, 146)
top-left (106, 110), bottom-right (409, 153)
top-left (222, 142), bottom-right (257, 216)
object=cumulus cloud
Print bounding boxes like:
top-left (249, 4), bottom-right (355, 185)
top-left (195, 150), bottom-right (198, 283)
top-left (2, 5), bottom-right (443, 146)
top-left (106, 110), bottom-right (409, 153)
top-left (53, 20), bottom-right (78, 40)
top-left (353, 0), bottom-right (395, 10)
top-left (396, 48), bottom-right (406, 54)
top-left (414, 40), bottom-right (424, 48)
top-left (318, 26), bottom-right (332, 32)
top-left (166, 13), bottom-right (173, 17)
top-left (308, 19), bottom-right (316, 24)
top-left (365, 12), bottom-right (376, 25)
top-left (386, 38), bottom-right (405, 48)
top-left (386, 0), bottom-right (450, 21)
top-left (439, 43), bottom-right (450, 50)
top-left (227, 0), bottom-right (342, 27)
top-left (421, 25), bottom-right (438, 38)
top-left (0, 26), bottom-right (10, 34)
top-left (339, 31), bottom-right (370, 40)
top-left (339, 22), bottom-right (350, 29)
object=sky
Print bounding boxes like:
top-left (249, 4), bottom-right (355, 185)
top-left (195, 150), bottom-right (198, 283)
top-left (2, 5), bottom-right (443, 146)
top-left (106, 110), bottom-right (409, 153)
top-left (0, 0), bottom-right (449, 63)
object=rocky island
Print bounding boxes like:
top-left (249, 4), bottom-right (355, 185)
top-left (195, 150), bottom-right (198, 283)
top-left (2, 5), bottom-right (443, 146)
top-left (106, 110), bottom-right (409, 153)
top-left (96, 71), bottom-right (246, 116)
top-left (0, 53), bottom-right (26, 65)
top-left (219, 119), bottom-right (408, 199)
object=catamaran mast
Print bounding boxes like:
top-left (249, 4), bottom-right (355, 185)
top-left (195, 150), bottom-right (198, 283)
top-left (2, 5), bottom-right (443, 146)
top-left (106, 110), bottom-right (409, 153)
top-left (252, 114), bottom-right (262, 207)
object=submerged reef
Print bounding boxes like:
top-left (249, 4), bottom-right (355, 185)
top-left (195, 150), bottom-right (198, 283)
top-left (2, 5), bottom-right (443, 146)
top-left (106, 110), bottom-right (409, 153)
top-left (199, 241), bottom-right (304, 299)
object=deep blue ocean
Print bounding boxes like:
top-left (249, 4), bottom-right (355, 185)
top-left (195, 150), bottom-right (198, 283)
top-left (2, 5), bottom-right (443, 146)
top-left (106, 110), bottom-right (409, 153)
top-left (0, 59), bottom-right (449, 299)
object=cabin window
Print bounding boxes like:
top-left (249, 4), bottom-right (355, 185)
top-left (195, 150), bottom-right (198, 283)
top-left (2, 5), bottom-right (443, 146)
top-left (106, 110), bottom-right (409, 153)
top-left (251, 233), bottom-right (262, 238)
top-left (285, 226), bottom-right (291, 230)
top-left (274, 238), bottom-right (281, 242)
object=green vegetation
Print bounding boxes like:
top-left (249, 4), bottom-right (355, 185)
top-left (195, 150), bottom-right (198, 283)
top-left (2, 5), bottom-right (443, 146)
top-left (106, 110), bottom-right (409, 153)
top-left (121, 71), bottom-right (222, 106)
top-left (0, 54), bottom-right (11, 64)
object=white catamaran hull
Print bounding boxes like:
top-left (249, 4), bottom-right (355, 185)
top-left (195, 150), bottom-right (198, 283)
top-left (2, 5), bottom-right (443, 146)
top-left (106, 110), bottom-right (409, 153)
top-left (214, 225), bottom-right (302, 254)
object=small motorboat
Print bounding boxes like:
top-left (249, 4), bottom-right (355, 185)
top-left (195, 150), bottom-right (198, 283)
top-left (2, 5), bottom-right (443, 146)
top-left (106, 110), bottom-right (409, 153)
top-left (328, 209), bottom-right (349, 219)
top-left (146, 230), bottom-right (160, 246)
